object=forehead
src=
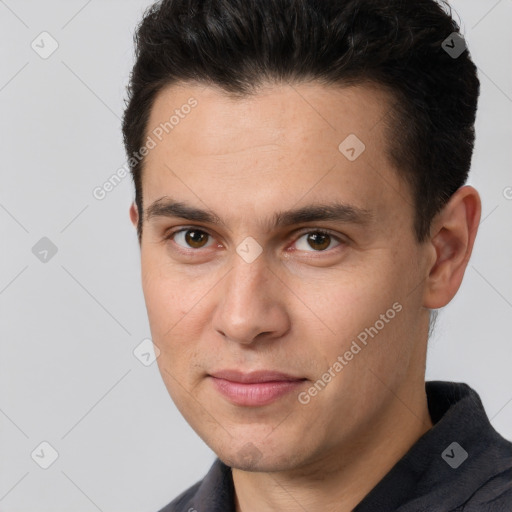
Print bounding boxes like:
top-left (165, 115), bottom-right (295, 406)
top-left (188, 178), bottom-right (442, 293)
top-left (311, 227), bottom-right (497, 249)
top-left (145, 80), bottom-right (394, 154)
top-left (141, 81), bottom-right (410, 228)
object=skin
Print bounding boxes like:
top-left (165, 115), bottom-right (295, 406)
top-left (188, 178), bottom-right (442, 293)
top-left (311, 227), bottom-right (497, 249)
top-left (129, 81), bottom-right (481, 512)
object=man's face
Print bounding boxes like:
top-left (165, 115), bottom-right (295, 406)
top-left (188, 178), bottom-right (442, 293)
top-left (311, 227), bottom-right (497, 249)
top-left (132, 82), bottom-right (433, 472)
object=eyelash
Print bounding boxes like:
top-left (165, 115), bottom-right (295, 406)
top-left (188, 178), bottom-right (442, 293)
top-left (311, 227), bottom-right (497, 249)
top-left (163, 227), bottom-right (345, 256)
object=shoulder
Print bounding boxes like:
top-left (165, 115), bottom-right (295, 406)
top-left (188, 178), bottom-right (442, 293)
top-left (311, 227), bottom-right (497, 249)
top-left (456, 465), bottom-right (512, 511)
top-left (156, 480), bottom-right (202, 512)
top-left (155, 458), bottom-right (233, 512)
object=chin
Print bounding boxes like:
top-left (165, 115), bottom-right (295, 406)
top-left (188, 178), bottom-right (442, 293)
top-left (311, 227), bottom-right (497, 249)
top-left (215, 438), bottom-right (305, 473)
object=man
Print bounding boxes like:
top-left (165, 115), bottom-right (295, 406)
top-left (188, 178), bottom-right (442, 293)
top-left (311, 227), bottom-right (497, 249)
top-left (122, 0), bottom-right (512, 510)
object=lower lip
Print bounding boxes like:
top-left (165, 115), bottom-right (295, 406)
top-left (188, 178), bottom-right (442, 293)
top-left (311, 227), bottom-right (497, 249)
top-left (210, 377), bottom-right (306, 407)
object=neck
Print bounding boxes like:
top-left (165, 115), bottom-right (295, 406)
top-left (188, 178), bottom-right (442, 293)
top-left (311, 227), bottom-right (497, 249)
top-left (232, 382), bottom-right (433, 512)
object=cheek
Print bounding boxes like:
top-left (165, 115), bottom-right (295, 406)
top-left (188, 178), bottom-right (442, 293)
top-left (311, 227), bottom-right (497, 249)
top-left (310, 262), bottom-right (413, 359)
top-left (141, 254), bottom-right (200, 335)
top-left (141, 263), bottom-right (209, 367)
top-left (142, 276), bottom-right (183, 336)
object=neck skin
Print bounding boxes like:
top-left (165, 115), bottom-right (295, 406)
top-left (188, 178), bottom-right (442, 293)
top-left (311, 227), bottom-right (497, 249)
top-left (232, 377), bottom-right (433, 512)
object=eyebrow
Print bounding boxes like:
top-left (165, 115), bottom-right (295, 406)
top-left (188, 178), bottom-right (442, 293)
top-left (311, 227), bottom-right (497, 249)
top-left (145, 196), bottom-right (374, 230)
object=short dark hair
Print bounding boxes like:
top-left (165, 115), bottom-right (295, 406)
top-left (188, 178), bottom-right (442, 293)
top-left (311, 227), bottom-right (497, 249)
top-left (122, 0), bottom-right (480, 244)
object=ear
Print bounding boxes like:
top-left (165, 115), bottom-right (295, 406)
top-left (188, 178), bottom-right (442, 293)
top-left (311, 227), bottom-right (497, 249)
top-left (129, 202), bottom-right (139, 228)
top-left (423, 185), bottom-right (481, 309)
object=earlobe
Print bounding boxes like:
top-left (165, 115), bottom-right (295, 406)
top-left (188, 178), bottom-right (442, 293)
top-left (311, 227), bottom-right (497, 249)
top-left (129, 202), bottom-right (139, 228)
top-left (423, 186), bottom-right (481, 309)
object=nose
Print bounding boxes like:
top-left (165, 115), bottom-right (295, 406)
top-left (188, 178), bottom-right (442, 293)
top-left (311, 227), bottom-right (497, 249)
top-left (212, 254), bottom-right (291, 345)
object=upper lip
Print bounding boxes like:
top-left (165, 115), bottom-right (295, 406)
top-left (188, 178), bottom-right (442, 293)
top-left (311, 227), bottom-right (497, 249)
top-left (209, 370), bottom-right (306, 384)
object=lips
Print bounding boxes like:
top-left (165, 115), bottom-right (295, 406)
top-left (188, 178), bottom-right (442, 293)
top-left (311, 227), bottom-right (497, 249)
top-left (208, 370), bottom-right (307, 406)
top-left (210, 369), bottom-right (305, 384)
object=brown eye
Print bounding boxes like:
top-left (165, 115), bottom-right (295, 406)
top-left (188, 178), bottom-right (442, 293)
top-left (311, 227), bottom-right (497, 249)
top-left (172, 229), bottom-right (214, 250)
top-left (295, 231), bottom-right (341, 252)
top-left (185, 230), bottom-right (209, 248)
top-left (308, 232), bottom-right (330, 251)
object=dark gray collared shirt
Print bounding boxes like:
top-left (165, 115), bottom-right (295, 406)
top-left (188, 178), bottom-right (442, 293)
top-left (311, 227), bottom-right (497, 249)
top-left (158, 381), bottom-right (512, 511)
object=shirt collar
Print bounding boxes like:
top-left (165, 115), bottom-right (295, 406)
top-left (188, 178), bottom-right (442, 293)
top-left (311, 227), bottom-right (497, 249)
top-left (356, 381), bottom-right (511, 510)
top-left (187, 381), bottom-right (511, 511)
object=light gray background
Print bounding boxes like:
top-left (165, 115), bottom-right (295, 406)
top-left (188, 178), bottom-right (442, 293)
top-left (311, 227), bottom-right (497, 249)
top-left (0, 1), bottom-right (511, 511)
